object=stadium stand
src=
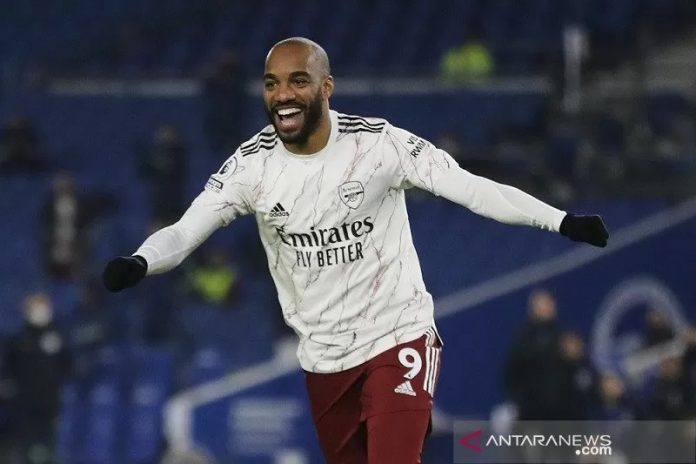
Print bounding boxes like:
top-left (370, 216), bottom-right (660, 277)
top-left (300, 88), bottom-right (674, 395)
top-left (1, 0), bottom-right (694, 78)
top-left (1, 1), bottom-right (695, 462)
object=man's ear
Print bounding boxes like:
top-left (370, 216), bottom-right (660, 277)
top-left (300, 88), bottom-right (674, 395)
top-left (323, 75), bottom-right (334, 99)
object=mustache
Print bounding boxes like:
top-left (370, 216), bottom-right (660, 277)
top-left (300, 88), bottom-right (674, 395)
top-left (270, 102), bottom-right (306, 112)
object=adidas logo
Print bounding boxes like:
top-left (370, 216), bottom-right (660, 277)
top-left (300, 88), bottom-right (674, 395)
top-left (394, 380), bottom-right (416, 397)
top-left (269, 203), bottom-right (289, 218)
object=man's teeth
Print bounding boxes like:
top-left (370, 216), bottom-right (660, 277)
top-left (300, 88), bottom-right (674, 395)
top-left (277, 108), bottom-right (302, 117)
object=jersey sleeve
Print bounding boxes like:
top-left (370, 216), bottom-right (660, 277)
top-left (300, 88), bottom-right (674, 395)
top-left (200, 149), bottom-right (257, 225)
top-left (383, 124), bottom-right (458, 193)
top-left (383, 123), bottom-right (565, 232)
top-left (133, 148), bottom-right (259, 273)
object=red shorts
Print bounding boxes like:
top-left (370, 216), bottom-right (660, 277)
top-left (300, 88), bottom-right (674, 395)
top-left (305, 328), bottom-right (442, 464)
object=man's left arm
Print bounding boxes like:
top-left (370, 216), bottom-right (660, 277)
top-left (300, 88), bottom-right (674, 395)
top-left (385, 125), bottom-right (609, 247)
top-left (435, 168), bottom-right (609, 247)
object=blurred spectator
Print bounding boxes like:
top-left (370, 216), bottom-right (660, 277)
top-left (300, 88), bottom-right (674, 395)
top-left (187, 248), bottom-right (239, 306)
top-left (643, 306), bottom-right (675, 348)
top-left (538, 113), bottom-right (579, 203)
top-left (592, 372), bottom-right (636, 421)
top-left (41, 172), bottom-right (88, 281)
top-left (504, 289), bottom-right (564, 420)
top-left (683, 327), bottom-right (696, 396)
top-left (138, 273), bottom-right (181, 344)
top-left (654, 113), bottom-right (696, 161)
top-left (41, 171), bottom-right (117, 280)
top-left (590, 373), bottom-right (637, 462)
top-left (2, 293), bottom-right (71, 464)
top-left (625, 116), bottom-right (656, 161)
top-left (556, 331), bottom-right (598, 419)
top-left (0, 116), bottom-right (46, 175)
top-left (202, 51), bottom-right (246, 154)
top-left (575, 112), bottom-right (626, 192)
top-left (138, 124), bottom-right (188, 224)
top-left (135, 220), bottom-right (185, 344)
top-left (441, 36), bottom-right (494, 85)
top-left (435, 132), bottom-right (464, 163)
top-left (63, 280), bottom-right (116, 386)
top-left (647, 357), bottom-right (693, 419)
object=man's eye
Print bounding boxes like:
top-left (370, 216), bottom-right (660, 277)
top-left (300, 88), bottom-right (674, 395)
top-left (294, 79), bottom-right (308, 86)
top-left (264, 81), bottom-right (277, 90)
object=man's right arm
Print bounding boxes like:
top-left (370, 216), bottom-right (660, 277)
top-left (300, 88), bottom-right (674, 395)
top-left (103, 149), bottom-right (256, 292)
top-left (135, 198), bottom-right (224, 274)
top-left (102, 195), bottom-right (224, 292)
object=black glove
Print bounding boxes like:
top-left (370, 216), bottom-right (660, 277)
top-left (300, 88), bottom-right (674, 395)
top-left (560, 214), bottom-right (609, 247)
top-left (103, 255), bottom-right (148, 292)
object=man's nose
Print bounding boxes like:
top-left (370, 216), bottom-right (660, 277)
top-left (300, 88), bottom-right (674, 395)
top-left (276, 82), bottom-right (296, 102)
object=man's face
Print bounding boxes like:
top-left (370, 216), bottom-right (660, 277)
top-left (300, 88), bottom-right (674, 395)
top-left (263, 44), bottom-right (331, 145)
top-left (529, 290), bottom-right (557, 322)
top-left (24, 294), bottom-right (53, 327)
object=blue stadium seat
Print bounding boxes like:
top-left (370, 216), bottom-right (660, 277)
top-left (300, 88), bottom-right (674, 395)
top-left (125, 348), bottom-right (173, 464)
top-left (81, 381), bottom-right (124, 464)
top-left (2, 0), bottom-right (693, 76)
top-left (186, 346), bottom-right (227, 386)
top-left (96, 345), bottom-right (133, 387)
top-left (56, 382), bottom-right (89, 464)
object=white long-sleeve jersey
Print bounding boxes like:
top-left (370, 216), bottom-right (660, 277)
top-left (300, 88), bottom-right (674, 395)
top-left (135, 110), bottom-right (566, 373)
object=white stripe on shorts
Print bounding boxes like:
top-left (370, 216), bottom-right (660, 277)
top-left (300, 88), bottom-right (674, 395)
top-left (422, 327), bottom-right (440, 396)
top-left (424, 346), bottom-right (441, 396)
top-left (431, 347), bottom-right (440, 396)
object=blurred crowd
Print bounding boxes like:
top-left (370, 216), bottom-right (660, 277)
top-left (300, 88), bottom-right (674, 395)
top-left (498, 288), bottom-right (696, 462)
top-left (437, 94), bottom-right (696, 207)
top-left (504, 288), bottom-right (696, 422)
top-left (0, 51), bottom-right (258, 464)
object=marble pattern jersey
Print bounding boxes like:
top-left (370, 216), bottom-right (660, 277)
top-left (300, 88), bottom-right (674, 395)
top-left (199, 110), bottom-right (450, 373)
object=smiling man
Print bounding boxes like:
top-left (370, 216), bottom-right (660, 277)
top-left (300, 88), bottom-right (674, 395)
top-left (103, 37), bottom-right (609, 463)
top-left (263, 39), bottom-right (332, 151)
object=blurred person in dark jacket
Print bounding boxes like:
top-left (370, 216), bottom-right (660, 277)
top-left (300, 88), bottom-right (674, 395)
top-left (202, 51), bottom-right (246, 154)
top-left (556, 331), bottom-right (598, 419)
top-left (643, 306), bottom-right (675, 347)
top-left (0, 116), bottom-right (46, 175)
top-left (41, 171), bottom-right (117, 280)
top-left (591, 373), bottom-right (638, 462)
top-left (132, 219), bottom-right (186, 344)
top-left (504, 289), bottom-right (564, 420)
top-left (2, 293), bottom-right (71, 464)
top-left (683, 327), bottom-right (696, 401)
top-left (41, 172), bottom-right (87, 280)
top-left (63, 280), bottom-right (117, 387)
top-left (641, 356), bottom-right (695, 462)
top-left (138, 124), bottom-right (188, 224)
top-left (592, 372), bottom-right (636, 421)
top-left (648, 356), bottom-right (693, 419)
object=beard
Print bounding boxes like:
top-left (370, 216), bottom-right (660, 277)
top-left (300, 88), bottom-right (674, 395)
top-left (265, 88), bottom-right (324, 145)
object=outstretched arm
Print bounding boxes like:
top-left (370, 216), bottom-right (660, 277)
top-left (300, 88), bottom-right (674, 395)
top-left (434, 167), bottom-right (565, 232)
top-left (135, 202), bottom-right (224, 274)
top-left (104, 148), bottom-right (256, 292)
top-left (103, 197), bottom-right (224, 292)
top-left (385, 125), bottom-right (609, 247)
top-left (435, 167), bottom-right (608, 247)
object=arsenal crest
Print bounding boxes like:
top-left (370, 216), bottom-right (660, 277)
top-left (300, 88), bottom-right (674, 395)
top-left (339, 181), bottom-right (365, 209)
